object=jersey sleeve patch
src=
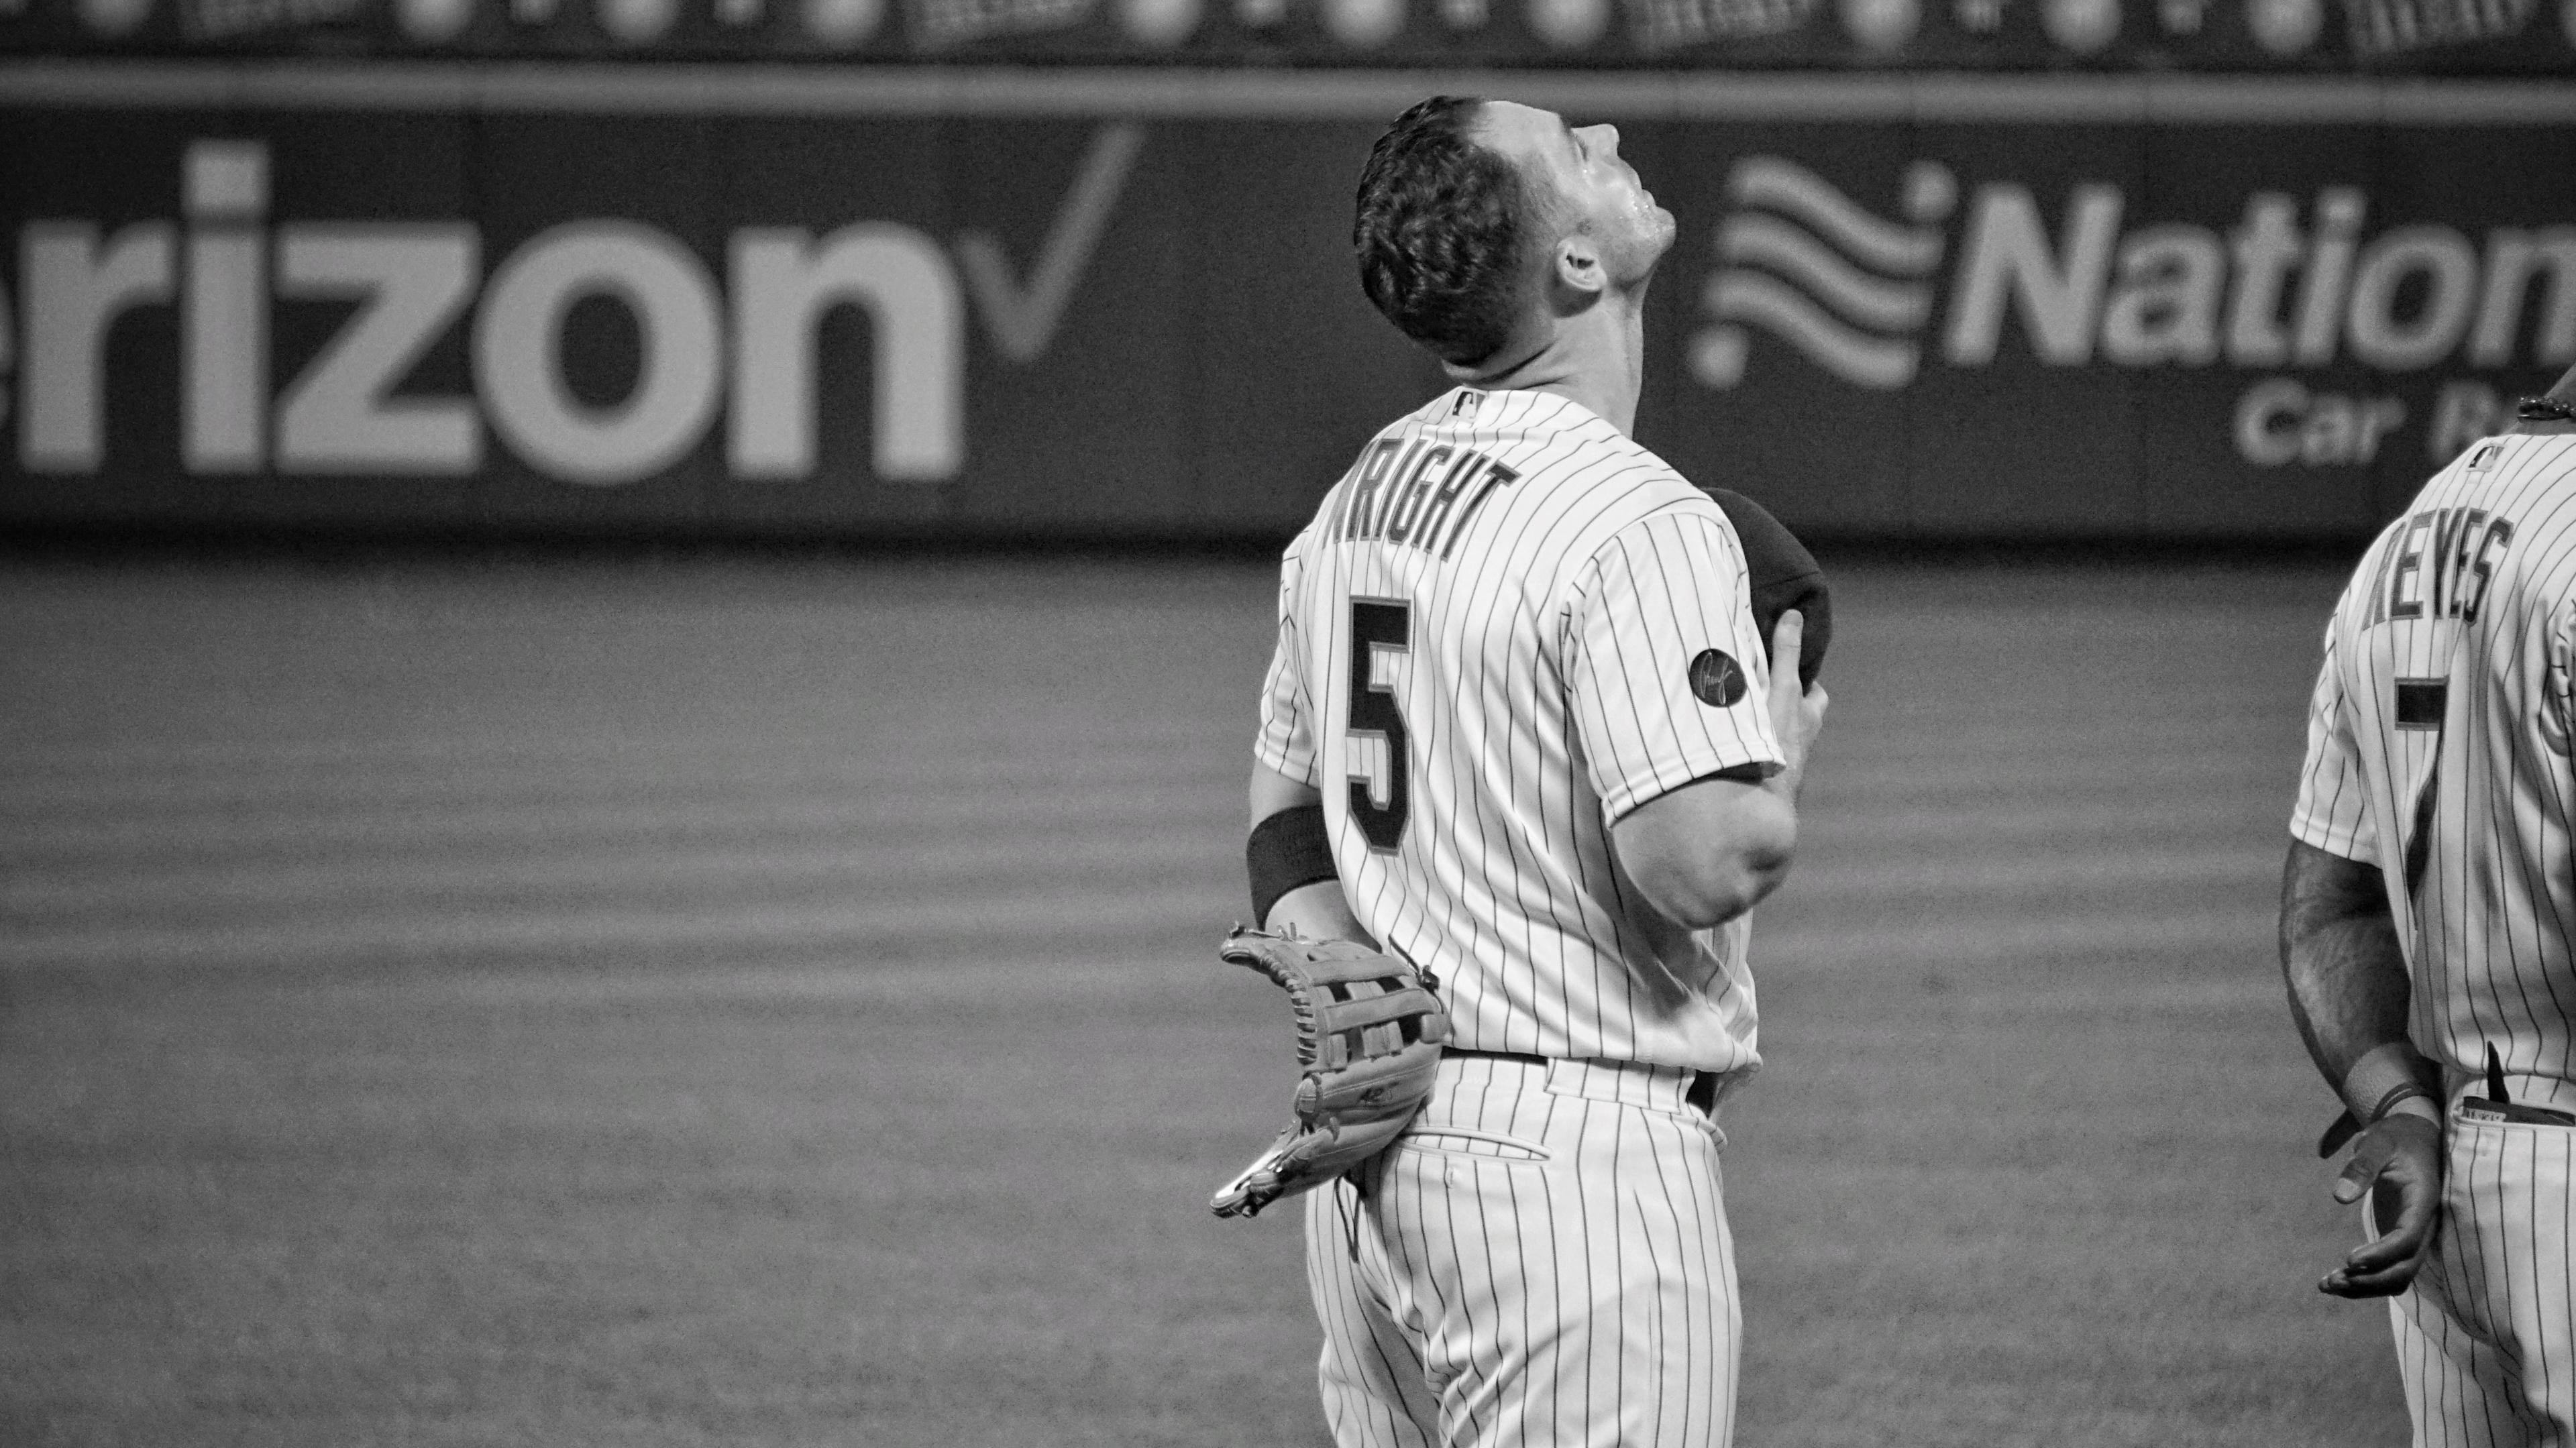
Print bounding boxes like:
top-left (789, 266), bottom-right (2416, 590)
top-left (1687, 649), bottom-right (1748, 708)
top-left (1568, 506), bottom-right (1786, 822)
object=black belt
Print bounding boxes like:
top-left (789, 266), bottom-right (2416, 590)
top-left (2463, 1047), bottom-right (2576, 1126)
top-left (1446, 1048), bottom-right (1721, 1116)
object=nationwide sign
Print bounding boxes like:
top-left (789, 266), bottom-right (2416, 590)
top-left (2, 64), bottom-right (2573, 539)
top-left (1695, 153), bottom-right (2573, 461)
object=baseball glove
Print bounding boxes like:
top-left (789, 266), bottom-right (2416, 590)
top-left (1210, 927), bottom-right (1450, 1220)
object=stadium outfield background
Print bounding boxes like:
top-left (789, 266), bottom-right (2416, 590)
top-left (2, 0), bottom-right (2573, 541)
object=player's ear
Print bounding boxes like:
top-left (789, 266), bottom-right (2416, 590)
top-left (1551, 232), bottom-right (1605, 303)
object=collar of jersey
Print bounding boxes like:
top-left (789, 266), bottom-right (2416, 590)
top-left (1442, 386), bottom-right (1608, 434)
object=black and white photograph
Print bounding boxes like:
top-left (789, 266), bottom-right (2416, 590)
top-left (5, 3), bottom-right (2575, 1443)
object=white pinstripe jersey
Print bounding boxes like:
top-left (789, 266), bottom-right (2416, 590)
top-left (2292, 431), bottom-right (2576, 1089)
top-left (1254, 387), bottom-right (1784, 1074)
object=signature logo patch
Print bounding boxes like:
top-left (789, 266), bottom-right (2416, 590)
top-left (1688, 649), bottom-right (1747, 707)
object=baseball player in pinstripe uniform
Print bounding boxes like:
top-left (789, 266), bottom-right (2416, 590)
top-left (2282, 362), bottom-right (2576, 1447)
top-left (1242, 96), bottom-right (1828, 1448)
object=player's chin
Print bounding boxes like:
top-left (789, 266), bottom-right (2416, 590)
top-left (1643, 206), bottom-right (1678, 257)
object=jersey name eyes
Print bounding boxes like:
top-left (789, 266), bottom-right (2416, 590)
top-left (2365, 504), bottom-right (2515, 628)
top-left (1328, 438), bottom-right (1520, 559)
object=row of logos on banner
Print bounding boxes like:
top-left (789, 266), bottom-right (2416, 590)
top-left (4, 0), bottom-right (2571, 64)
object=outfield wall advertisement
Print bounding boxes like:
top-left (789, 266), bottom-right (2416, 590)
top-left (3, 66), bottom-right (2573, 539)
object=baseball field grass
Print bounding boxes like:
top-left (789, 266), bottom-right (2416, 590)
top-left (1, 551), bottom-right (2404, 1447)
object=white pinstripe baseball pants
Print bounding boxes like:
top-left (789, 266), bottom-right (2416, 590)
top-left (1301, 1054), bottom-right (1742, 1448)
top-left (2382, 1109), bottom-right (2576, 1448)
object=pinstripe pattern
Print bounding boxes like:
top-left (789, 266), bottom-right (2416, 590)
top-left (2292, 434), bottom-right (2576, 1093)
top-left (1304, 1055), bottom-right (1739, 1448)
top-left (2386, 1121), bottom-right (2576, 1448)
top-left (1254, 386), bottom-right (1782, 1072)
top-left (2293, 431), bottom-right (2576, 1448)
top-left (1259, 386), bottom-right (1774, 1447)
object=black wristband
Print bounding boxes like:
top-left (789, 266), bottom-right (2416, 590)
top-left (1247, 803), bottom-right (1336, 927)
top-left (2363, 1080), bottom-right (2432, 1123)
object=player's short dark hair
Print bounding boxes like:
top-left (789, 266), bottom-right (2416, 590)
top-left (1353, 96), bottom-right (1544, 368)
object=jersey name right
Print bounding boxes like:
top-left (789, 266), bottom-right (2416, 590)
top-left (1328, 438), bottom-right (1520, 558)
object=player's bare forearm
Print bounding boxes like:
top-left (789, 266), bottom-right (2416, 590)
top-left (2277, 838), bottom-right (2412, 1088)
top-left (2281, 836), bottom-right (2445, 1298)
top-left (1248, 762), bottom-right (1376, 946)
top-left (1611, 779), bottom-right (1795, 930)
top-left (1264, 881), bottom-right (1376, 946)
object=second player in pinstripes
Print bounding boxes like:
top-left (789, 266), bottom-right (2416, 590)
top-left (1244, 97), bottom-right (1828, 1447)
top-left (2283, 362), bottom-right (2576, 1447)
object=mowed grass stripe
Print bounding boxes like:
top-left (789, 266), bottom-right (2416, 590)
top-left (0, 774), bottom-right (1238, 863)
top-left (425, 950), bottom-right (1239, 1005)
top-left (0, 820), bottom-right (1245, 911)
top-left (1780, 842), bottom-right (2282, 899)
top-left (1, 703), bottom-right (1248, 773)
top-left (0, 881), bottom-right (1232, 972)
top-left (0, 739), bottom-right (1244, 816)
top-left (1759, 903), bottom-right (2271, 970)
top-left (1801, 795), bottom-right (2285, 845)
top-left (3, 819), bottom-right (1237, 912)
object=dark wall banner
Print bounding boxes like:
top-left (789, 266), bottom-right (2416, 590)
top-left (2, 64), bottom-right (2573, 539)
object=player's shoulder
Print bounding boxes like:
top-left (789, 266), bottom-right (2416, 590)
top-left (1483, 390), bottom-right (1670, 468)
top-left (2416, 430), bottom-right (2576, 518)
top-left (1549, 476), bottom-right (1748, 620)
top-left (1440, 394), bottom-right (1731, 583)
top-left (1465, 393), bottom-right (1715, 518)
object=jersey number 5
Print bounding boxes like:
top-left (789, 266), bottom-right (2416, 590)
top-left (1348, 600), bottom-right (1411, 852)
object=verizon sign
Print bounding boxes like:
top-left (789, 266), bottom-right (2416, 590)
top-left (17, 140), bottom-right (968, 485)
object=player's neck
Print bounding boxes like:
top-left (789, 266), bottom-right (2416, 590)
top-left (1454, 291), bottom-right (1648, 435)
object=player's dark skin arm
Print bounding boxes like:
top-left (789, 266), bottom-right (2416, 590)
top-left (2278, 837), bottom-right (2444, 1298)
top-left (1611, 611), bottom-right (1828, 930)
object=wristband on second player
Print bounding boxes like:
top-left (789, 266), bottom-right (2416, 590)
top-left (2318, 1084), bottom-right (2442, 1159)
top-left (2341, 1042), bottom-right (2443, 1125)
top-left (2379, 1096), bottom-right (2443, 1127)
